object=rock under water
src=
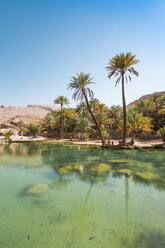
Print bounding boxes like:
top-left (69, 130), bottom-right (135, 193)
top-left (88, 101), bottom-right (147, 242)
top-left (26, 183), bottom-right (49, 194)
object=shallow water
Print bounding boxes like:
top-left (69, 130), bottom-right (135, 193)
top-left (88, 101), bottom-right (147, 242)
top-left (0, 143), bottom-right (165, 248)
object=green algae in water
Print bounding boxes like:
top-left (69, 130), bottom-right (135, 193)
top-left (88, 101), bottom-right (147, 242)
top-left (0, 143), bottom-right (165, 248)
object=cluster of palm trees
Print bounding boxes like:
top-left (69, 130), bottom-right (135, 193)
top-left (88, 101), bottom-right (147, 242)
top-left (67, 52), bottom-right (139, 146)
top-left (41, 52), bottom-right (165, 146)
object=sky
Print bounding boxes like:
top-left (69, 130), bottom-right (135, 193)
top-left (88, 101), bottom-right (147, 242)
top-left (0, 0), bottom-right (165, 107)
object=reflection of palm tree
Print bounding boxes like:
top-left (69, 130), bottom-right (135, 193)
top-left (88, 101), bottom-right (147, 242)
top-left (83, 182), bottom-right (94, 209)
top-left (125, 175), bottom-right (129, 233)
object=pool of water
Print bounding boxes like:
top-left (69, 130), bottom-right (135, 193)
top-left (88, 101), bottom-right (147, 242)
top-left (0, 143), bottom-right (165, 248)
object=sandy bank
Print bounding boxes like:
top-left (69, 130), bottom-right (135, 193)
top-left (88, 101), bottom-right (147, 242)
top-left (2, 136), bottom-right (164, 149)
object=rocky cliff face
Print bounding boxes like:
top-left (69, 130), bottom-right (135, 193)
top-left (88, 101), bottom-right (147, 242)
top-left (127, 91), bottom-right (165, 108)
top-left (0, 104), bottom-right (58, 126)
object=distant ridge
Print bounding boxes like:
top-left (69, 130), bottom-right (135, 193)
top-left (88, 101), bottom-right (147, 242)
top-left (127, 91), bottom-right (165, 108)
top-left (0, 104), bottom-right (59, 125)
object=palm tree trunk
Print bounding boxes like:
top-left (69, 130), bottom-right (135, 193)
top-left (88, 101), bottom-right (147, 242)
top-left (131, 130), bottom-right (136, 145)
top-left (83, 91), bottom-right (105, 146)
top-left (59, 117), bottom-right (62, 138)
top-left (122, 73), bottom-right (127, 146)
top-left (59, 104), bottom-right (63, 138)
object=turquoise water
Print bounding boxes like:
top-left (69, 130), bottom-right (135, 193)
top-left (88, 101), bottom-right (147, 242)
top-left (0, 143), bottom-right (165, 248)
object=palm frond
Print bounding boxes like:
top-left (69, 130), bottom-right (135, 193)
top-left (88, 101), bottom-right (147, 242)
top-left (106, 52), bottom-right (139, 86)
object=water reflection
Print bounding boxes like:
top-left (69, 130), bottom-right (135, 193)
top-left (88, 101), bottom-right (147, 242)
top-left (0, 143), bottom-right (165, 191)
top-left (0, 143), bottom-right (165, 248)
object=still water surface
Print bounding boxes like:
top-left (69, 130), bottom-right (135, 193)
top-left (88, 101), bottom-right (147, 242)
top-left (0, 143), bottom-right (165, 248)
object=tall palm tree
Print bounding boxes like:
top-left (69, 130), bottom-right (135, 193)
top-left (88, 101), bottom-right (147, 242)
top-left (68, 72), bottom-right (105, 146)
top-left (106, 52), bottom-right (139, 146)
top-left (54, 96), bottom-right (70, 138)
top-left (54, 96), bottom-right (70, 109)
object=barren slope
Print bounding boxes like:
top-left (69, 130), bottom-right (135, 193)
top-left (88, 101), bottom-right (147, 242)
top-left (127, 91), bottom-right (165, 108)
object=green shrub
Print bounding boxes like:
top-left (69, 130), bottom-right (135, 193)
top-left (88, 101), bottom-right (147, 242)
top-left (158, 127), bottom-right (165, 143)
top-left (4, 130), bottom-right (14, 141)
top-left (28, 123), bottom-right (39, 136)
top-left (80, 133), bottom-right (89, 140)
top-left (101, 130), bottom-right (110, 141)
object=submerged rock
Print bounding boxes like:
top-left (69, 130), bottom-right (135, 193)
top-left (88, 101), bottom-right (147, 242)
top-left (62, 165), bottom-right (72, 170)
top-left (135, 171), bottom-right (154, 181)
top-left (92, 163), bottom-right (111, 175)
top-left (58, 164), bottom-right (84, 175)
top-left (72, 164), bottom-right (84, 174)
top-left (58, 165), bottom-right (72, 175)
top-left (118, 169), bottom-right (132, 176)
top-left (58, 168), bottom-right (70, 175)
top-left (26, 184), bottom-right (49, 194)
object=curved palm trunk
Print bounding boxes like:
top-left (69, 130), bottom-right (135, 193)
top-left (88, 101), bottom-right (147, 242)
top-left (122, 73), bottom-right (127, 146)
top-left (83, 91), bottom-right (105, 146)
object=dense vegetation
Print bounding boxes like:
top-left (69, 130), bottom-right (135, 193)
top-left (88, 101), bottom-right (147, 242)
top-left (20, 53), bottom-right (165, 146)
top-left (40, 92), bottom-right (165, 144)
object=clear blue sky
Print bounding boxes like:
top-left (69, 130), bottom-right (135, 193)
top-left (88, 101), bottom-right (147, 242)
top-left (0, 0), bottom-right (165, 107)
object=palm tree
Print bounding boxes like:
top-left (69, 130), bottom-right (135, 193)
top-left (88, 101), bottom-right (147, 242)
top-left (76, 117), bottom-right (93, 136)
top-left (150, 94), bottom-right (165, 130)
top-left (55, 108), bottom-right (77, 137)
top-left (135, 100), bottom-right (152, 116)
top-left (89, 98), bottom-right (100, 112)
top-left (68, 72), bottom-right (105, 146)
top-left (106, 52), bottom-right (139, 146)
top-left (42, 113), bottom-right (56, 132)
top-left (54, 96), bottom-right (70, 138)
top-left (158, 127), bottom-right (165, 144)
top-left (76, 102), bottom-right (88, 117)
top-left (127, 109), bottom-right (153, 144)
top-left (54, 96), bottom-right (70, 109)
top-left (4, 130), bottom-right (14, 142)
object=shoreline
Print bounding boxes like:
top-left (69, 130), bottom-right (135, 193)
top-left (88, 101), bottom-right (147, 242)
top-left (1, 136), bottom-right (164, 149)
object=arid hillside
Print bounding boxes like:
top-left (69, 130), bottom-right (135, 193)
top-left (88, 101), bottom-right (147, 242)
top-left (0, 105), bottom-right (58, 126)
top-left (127, 91), bottom-right (165, 108)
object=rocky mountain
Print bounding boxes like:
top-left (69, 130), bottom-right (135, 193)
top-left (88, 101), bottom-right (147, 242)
top-left (0, 104), bottom-right (58, 126)
top-left (127, 91), bottom-right (165, 108)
